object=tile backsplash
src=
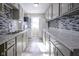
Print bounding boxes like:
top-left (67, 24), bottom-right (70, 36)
top-left (0, 12), bottom-right (18, 35)
top-left (49, 16), bottom-right (79, 32)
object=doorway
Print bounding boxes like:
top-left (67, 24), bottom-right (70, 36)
top-left (31, 17), bottom-right (39, 37)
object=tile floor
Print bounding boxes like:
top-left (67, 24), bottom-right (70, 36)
top-left (21, 37), bottom-right (50, 56)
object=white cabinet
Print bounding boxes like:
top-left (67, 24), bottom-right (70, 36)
top-left (7, 45), bottom-right (15, 56)
top-left (22, 32), bottom-right (27, 51)
top-left (45, 9), bottom-right (49, 21)
top-left (52, 3), bottom-right (59, 19)
top-left (16, 34), bottom-right (23, 56)
top-left (6, 38), bottom-right (16, 56)
top-left (48, 5), bottom-right (53, 21)
top-left (60, 3), bottom-right (70, 15)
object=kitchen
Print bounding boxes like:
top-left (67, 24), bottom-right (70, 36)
top-left (0, 3), bottom-right (79, 56)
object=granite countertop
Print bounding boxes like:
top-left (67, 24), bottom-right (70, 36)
top-left (0, 29), bottom-right (29, 45)
top-left (44, 28), bottom-right (79, 51)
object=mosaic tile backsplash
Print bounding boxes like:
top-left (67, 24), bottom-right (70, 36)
top-left (49, 16), bottom-right (79, 32)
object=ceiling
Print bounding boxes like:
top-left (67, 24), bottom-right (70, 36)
top-left (20, 3), bottom-right (50, 14)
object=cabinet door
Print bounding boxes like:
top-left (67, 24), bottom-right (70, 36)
top-left (45, 10), bottom-right (49, 21)
top-left (17, 34), bottom-right (23, 56)
top-left (55, 42), bottom-right (71, 56)
top-left (22, 32), bottom-right (27, 51)
top-left (48, 5), bottom-right (52, 21)
top-left (72, 3), bottom-right (79, 9)
top-left (0, 3), bottom-right (3, 12)
top-left (60, 3), bottom-right (70, 15)
top-left (52, 3), bottom-right (59, 19)
top-left (50, 41), bottom-right (54, 56)
top-left (7, 45), bottom-right (15, 56)
top-left (57, 49), bottom-right (63, 56)
top-left (53, 47), bottom-right (58, 56)
top-left (0, 43), bottom-right (5, 56)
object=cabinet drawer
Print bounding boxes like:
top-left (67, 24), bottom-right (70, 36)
top-left (55, 41), bottom-right (71, 56)
top-left (7, 38), bottom-right (15, 49)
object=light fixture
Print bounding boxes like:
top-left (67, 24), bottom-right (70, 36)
top-left (33, 3), bottom-right (39, 7)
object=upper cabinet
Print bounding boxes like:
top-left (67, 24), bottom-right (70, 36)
top-left (52, 3), bottom-right (59, 19)
top-left (48, 4), bottom-right (52, 20)
top-left (45, 8), bottom-right (49, 21)
top-left (0, 3), bottom-right (19, 20)
top-left (45, 3), bottom-right (59, 21)
top-left (60, 3), bottom-right (70, 16)
top-left (71, 3), bottom-right (79, 9)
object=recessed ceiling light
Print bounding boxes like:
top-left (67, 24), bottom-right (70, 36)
top-left (33, 3), bottom-right (39, 7)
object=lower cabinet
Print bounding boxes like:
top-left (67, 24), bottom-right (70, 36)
top-left (55, 41), bottom-right (71, 56)
top-left (57, 49), bottom-right (63, 56)
top-left (7, 45), bottom-right (15, 56)
top-left (50, 39), bottom-right (72, 56)
top-left (22, 32), bottom-right (27, 51)
top-left (0, 31), bottom-right (28, 56)
top-left (0, 43), bottom-right (5, 56)
top-left (16, 32), bottom-right (28, 56)
top-left (6, 38), bottom-right (16, 56)
top-left (16, 34), bottom-right (23, 56)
